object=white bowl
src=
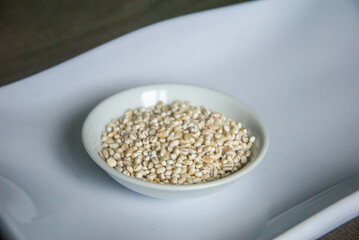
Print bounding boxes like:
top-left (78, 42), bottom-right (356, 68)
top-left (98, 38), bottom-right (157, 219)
top-left (82, 84), bottom-right (268, 199)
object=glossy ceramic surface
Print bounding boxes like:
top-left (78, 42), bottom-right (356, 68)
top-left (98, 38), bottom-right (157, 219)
top-left (1, 0), bottom-right (358, 239)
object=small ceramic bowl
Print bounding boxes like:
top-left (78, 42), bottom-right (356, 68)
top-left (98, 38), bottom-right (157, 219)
top-left (82, 84), bottom-right (268, 199)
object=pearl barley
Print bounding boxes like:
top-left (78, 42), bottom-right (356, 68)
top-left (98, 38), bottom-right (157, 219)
top-left (101, 100), bottom-right (256, 185)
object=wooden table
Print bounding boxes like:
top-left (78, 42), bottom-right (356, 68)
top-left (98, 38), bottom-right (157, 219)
top-left (1, 0), bottom-right (242, 86)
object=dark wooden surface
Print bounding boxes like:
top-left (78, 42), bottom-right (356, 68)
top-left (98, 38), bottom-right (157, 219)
top-left (0, 0), bottom-right (241, 86)
top-left (0, 0), bottom-right (358, 239)
top-left (321, 217), bottom-right (359, 240)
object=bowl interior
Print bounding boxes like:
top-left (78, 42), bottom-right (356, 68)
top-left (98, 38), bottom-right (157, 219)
top-left (82, 84), bottom-right (267, 186)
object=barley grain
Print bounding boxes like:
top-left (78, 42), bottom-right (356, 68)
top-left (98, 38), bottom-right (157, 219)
top-left (100, 100), bottom-right (256, 185)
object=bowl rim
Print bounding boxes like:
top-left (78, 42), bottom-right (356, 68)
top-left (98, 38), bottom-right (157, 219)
top-left (82, 83), bottom-right (269, 191)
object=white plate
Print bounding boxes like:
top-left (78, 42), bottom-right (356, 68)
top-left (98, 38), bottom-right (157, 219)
top-left (1, 0), bottom-right (359, 239)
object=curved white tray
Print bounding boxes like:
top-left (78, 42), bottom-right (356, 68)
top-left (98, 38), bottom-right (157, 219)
top-left (1, 0), bottom-right (358, 239)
